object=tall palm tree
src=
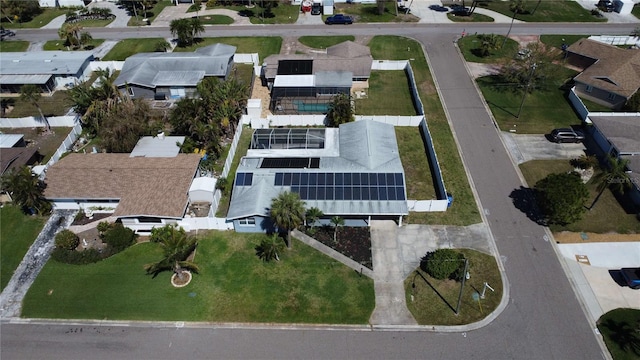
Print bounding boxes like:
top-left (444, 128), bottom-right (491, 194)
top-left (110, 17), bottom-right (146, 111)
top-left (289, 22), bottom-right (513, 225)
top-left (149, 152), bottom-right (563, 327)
top-left (305, 207), bottom-right (324, 229)
top-left (255, 233), bottom-right (285, 262)
top-left (1, 166), bottom-right (51, 215)
top-left (144, 225), bottom-right (200, 282)
top-left (58, 22), bottom-right (83, 49)
top-left (270, 191), bottom-right (306, 249)
top-left (79, 31), bottom-right (92, 49)
top-left (331, 216), bottom-right (345, 243)
top-left (20, 84), bottom-right (51, 132)
top-left (589, 155), bottom-right (632, 210)
top-left (502, 0), bottom-right (525, 48)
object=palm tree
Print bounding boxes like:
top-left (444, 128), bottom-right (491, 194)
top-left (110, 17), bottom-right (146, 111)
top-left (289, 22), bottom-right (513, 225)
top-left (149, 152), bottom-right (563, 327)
top-left (79, 31), bottom-right (92, 49)
top-left (1, 166), bottom-right (51, 215)
top-left (58, 22), bottom-right (83, 49)
top-left (170, 18), bottom-right (192, 47)
top-left (144, 225), bottom-right (200, 282)
top-left (270, 191), bottom-right (306, 249)
top-left (478, 34), bottom-right (499, 57)
top-left (154, 39), bottom-right (171, 52)
top-left (305, 207), bottom-right (323, 229)
top-left (330, 216), bottom-right (345, 243)
top-left (589, 155), bottom-right (632, 210)
top-left (20, 84), bottom-right (51, 132)
top-left (255, 234), bottom-right (285, 262)
top-left (502, 0), bottom-right (525, 48)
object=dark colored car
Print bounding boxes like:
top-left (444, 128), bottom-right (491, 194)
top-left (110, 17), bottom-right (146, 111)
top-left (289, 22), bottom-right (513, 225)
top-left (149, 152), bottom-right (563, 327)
top-left (550, 128), bottom-right (585, 143)
top-left (597, 0), bottom-right (615, 12)
top-left (311, 3), bottom-right (322, 15)
top-left (325, 14), bottom-right (353, 25)
top-left (621, 268), bottom-right (640, 289)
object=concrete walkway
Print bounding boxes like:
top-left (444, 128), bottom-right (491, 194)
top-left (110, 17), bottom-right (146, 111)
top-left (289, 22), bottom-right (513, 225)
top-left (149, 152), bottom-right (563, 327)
top-left (151, 4), bottom-right (252, 27)
top-left (0, 210), bottom-right (78, 319)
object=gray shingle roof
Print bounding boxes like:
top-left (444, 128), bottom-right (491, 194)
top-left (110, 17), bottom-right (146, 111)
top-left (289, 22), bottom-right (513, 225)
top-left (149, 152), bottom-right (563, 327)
top-left (590, 115), bottom-right (640, 154)
top-left (227, 120), bottom-right (407, 219)
top-left (114, 44), bottom-right (236, 89)
top-left (0, 51), bottom-right (93, 76)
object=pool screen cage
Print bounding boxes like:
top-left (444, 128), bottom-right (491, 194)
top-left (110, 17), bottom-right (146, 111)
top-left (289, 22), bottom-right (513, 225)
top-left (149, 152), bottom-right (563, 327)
top-left (251, 128), bottom-right (326, 150)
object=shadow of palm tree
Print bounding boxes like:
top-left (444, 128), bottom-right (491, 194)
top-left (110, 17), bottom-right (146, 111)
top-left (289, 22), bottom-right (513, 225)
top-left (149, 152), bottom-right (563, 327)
top-left (600, 318), bottom-right (640, 357)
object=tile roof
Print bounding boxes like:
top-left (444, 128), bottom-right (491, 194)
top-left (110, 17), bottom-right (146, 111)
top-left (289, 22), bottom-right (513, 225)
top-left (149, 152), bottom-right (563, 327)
top-left (568, 39), bottom-right (640, 98)
top-left (44, 153), bottom-right (201, 218)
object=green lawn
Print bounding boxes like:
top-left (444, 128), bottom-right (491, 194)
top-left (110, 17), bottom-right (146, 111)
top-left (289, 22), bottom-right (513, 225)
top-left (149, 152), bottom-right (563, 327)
top-left (1, 8), bottom-right (68, 29)
top-left (539, 35), bottom-right (586, 50)
top-left (0, 41), bottom-right (29, 52)
top-left (405, 249), bottom-right (502, 325)
top-left (198, 14), bottom-right (234, 25)
top-left (246, 4), bottom-right (300, 24)
top-left (369, 35), bottom-right (481, 226)
top-left (1, 91), bottom-right (71, 118)
top-left (175, 37), bottom-right (282, 64)
top-left (476, 65), bottom-right (581, 134)
top-left (458, 35), bottom-right (519, 63)
top-left (129, 0), bottom-right (173, 26)
top-left (479, 0), bottom-right (606, 22)
top-left (22, 232), bottom-right (374, 323)
top-left (633, 4), bottom-right (640, 18)
top-left (72, 18), bottom-right (114, 27)
top-left (43, 39), bottom-right (105, 51)
top-left (597, 308), bottom-right (640, 360)
top-left (355, 71), bottom-right (417, 116)
top-left (298, 36), bottom-right (355, 49)
top-left (519, 160), bottom-right (640, 234)
top-left (396, 127), bottom-right (436, 200)
top-left (580, 97), bottom-right (612, 112)
top-left (333, 2), bottom-right (418, 23)
top-left (447, 12), bottom-right (494, 22)
top-left (1, 205), bottom-right (46, 291)
top-left (102, 38), bottom-right (167, 60)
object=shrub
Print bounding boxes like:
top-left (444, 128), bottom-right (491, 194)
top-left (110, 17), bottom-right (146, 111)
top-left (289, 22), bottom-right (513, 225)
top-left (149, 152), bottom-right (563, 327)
top-left (102, 223), bottom-right (137, 251)
top-left (571, 155), bottom-right (598, 170)
top-left (97, 221), bottom-right (110, 233)
top-left (54, 230), bottom-right (80, 251)
top-left (51, 247), bottom-right (107, 265)
top-left (420, 249), bottom-right (466, 280)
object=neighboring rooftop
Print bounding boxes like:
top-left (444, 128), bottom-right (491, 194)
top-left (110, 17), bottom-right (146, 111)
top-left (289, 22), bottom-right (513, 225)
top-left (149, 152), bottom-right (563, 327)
top-left (589, 115), bottom-right (640, 155)
top-left (130, 135), bottom-right (186, 158)
top-left (0, 134), bottom-right (25, 148)
top-left (44, 153), bottom-right (201, 218)
top-left (0, 51), bottom-right (93, 76)
top-left (0, 147), bottom-right (39, 177)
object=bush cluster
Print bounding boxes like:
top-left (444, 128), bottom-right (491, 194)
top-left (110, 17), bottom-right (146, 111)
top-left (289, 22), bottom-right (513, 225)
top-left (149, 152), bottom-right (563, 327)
top-left (51, 223), bottom-right (137, 265)
top-left (420, 249), bottom-right (466, 281)
top-left (54, 230), bottom-right (80, 251)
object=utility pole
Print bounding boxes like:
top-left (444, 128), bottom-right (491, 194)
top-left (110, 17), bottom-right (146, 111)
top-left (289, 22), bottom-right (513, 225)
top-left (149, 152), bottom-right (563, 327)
top-left (517, 62), bottom-right (537, 119)
top-left (455, 258), bottom-right (469, 315)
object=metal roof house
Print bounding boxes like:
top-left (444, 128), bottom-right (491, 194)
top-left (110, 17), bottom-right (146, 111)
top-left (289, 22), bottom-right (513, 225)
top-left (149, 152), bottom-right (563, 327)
top-left (226, 120), bottom-right (409, 232)
top-left (261, 41), bottom-right (373, 114)
top-left (566, 39), bottom-right (640, 109)
top-left (0, 51), bottom-right (94, 94)
top-left (114, 44), bottom-right (236, 100)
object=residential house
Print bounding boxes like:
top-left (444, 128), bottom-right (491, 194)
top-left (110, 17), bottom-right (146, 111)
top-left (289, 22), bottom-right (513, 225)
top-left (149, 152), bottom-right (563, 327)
top-left (0, 134), bottom-right (41, 177)
top-left (114, 44), bottom-right (236, 100)
top-left (0, 51), bottom-right (94, 94)
top-left (261, 41), bottom-right (373, 114)
top-left (226, 120), bottom-right (409, 232)
top-left (588, 114), bottom-right (640, 207)
top-left (566, 39), bottom-right (640, 109)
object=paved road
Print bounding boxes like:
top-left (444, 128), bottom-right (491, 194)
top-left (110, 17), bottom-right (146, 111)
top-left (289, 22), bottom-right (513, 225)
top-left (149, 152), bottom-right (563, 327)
top-left (3, 21), bottom-right (637, 359)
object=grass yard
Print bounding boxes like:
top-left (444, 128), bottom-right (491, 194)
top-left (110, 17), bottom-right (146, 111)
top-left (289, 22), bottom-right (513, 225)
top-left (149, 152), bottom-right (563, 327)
top-left (298, 36), bottom-right (355, 49)
top-left (1, 8), bottom-right (68, 29)
top-left (246, 4), bottom-right (299, 24)
top-left (476, 65), bottom-right (582, 134)
top-left (580, 97), bottom-right (612, 112)
top-left (447, 12), bottom-right (494, 22)
top-left (519, 160), bottom-right (640, 234)
top-left (539, 35), bottom-right (586, 50)
top-left (43, 39), bottom-right (105, 51)
top-left (0, 206), bottom-right (46, 291)
top-left (198, 15), bottom-right (234, 25)
top-left (72, 18), bottom-right (114, 27)
top-left (458, 35), bottom-right (519, 63)
top-left (22, 232), bottom-right (374, 323)
top-left (405, 249), bottom-right (502, 325)
top-left (129, 0), bottom-right (173, 26)
top-left (479, 0), bottom-right (606, 22)
top-left (175, 37), bottom-right (282, 65)
top-left (396, 127), bottom-right (437, 200)
top-left (597, 308), bottom-right (640, 360)
top-left (633, 4), bottom-right (640, 18)
top-left (233, 63), bottom-right (255, 89)
top-left (355, 71), bottom-right (417, 116)
top-left (102, 38), bottom-right (167, 60)
top-left (368, 35), bottom-right (481, 226)
top-left (215, 128), bottom-right (252, 217)
top-left (333, 2), bottom-right (418, 23)
top-left (1, 91), bottom-right (72, 118)
top-left (0, 41), bottom-right (29, 52)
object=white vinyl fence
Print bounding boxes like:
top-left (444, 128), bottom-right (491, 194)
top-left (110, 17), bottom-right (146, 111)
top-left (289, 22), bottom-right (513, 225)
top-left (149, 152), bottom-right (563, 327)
top-left (0, 115), bottom-right (78, 128)
top-left (47, 122), bottom-right (83, 167)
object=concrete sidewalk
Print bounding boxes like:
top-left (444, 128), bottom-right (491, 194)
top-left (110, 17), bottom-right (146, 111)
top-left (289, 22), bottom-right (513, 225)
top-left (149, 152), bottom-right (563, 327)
top-left (151, 4), bottom-right (252, 27)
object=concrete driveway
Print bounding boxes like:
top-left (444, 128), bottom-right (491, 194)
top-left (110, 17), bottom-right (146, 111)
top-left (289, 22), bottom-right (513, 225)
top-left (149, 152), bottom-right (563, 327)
top-left (501, 132), bottom-right (586, 164)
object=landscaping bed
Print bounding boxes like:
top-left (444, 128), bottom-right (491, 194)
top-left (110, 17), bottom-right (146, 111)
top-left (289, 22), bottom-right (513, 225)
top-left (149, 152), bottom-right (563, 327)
top-left (305, 226), bottom-right (372, 269)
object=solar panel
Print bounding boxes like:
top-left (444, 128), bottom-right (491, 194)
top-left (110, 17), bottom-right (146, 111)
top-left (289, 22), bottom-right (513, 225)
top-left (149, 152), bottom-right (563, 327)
top-left (260, 157), bottom-right (320, 169)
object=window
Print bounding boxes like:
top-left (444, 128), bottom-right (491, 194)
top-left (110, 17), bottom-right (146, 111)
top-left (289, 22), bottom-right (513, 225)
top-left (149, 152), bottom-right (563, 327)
top-left (607, 93), bottom-right (616, 101)
top-left (238, 217), bottom-right (256, 226)
top-left (127, 87), bottom-right (134, 96)
top-left (585, 85), bottom-right (593, 93)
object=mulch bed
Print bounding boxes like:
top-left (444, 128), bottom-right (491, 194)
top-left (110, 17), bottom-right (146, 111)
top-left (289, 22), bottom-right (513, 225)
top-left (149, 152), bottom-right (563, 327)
top-left (305, 226), bottom-right (372, 270)
top-left (71, 212), bottom-right (112, 226)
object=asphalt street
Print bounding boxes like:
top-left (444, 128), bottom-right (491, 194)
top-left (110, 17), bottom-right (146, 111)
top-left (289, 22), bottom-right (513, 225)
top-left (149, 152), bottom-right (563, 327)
top-left (2, 21), bottom-right (637, 359)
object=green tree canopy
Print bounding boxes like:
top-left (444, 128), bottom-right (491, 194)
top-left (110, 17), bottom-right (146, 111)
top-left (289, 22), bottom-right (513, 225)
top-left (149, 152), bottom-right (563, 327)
top-left (326, 93), bottom-right (354, 128)
top-left (534, 171), bottom-right (589, 225)
top-left (590, 155), bottom-right (632, 210)
top-left (270, 191), bottom-right (306, 248)
top-left (420, 249), bottom-right (466, 281)
top-left (1, 166), bottom-right (51, 215)
top-left (170, 18), bottom-right (204, 47)
top-left (55, 230), bottom-right (80, 251)
top-left (1, 0), bottom-right (42, 23)
top-left (144, 224), bottom-right (199, 279)
top-left (255, 234), bottom-right (285, 262)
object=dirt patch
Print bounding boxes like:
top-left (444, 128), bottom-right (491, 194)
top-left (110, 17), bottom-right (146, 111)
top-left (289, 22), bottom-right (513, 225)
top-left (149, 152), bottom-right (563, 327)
top-left (553, 231), bottom-right (640, 244)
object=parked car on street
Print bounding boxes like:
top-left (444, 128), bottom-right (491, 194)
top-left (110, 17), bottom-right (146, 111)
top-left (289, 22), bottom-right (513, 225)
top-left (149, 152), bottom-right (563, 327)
top-left (325, 14), bottom-right (353, 24)
top-left (597, 0), bottom-right (615, 12)
top-left (621, 268), bottom-right (640, 289)
top-left (550, 128), bottom-right (585, 143)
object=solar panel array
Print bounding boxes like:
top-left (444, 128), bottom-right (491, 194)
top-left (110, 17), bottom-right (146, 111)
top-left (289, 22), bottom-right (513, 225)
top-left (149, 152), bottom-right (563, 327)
top-left (235, 172), bottom-right (253, 186)
top-left (274, 172), bottom-right (406, 201)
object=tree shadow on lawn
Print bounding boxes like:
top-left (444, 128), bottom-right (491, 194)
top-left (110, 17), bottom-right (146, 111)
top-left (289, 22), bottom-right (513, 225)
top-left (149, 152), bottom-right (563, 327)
top-left (510, 186), bottom-right (547, 226)
top-left (411, 270), bottom-right (456, 314)
top-left (598, 317), bottom-right (640, 357)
